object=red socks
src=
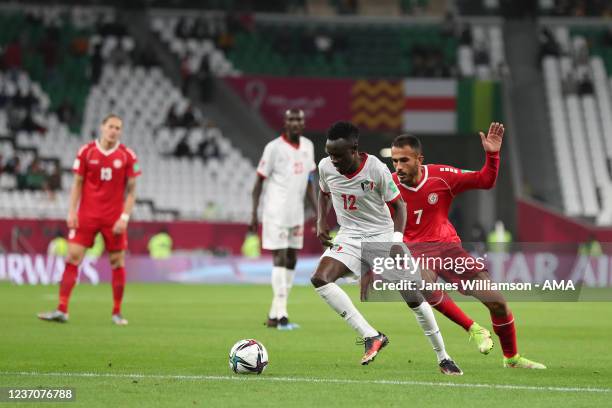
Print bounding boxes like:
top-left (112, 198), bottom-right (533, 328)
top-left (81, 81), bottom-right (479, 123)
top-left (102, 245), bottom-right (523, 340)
top-left (57, 263), bottom-right (127, 315)
top-left (491, 312), bottom-right (518, 358)
top-left (112, 267), bottom-right (126, 315)
top-left (427, 290), bottom-right (519, 358)
top-left (58, 263), bottom-right (79, 313)
top-left (428, 291), bottom-right (474, 331)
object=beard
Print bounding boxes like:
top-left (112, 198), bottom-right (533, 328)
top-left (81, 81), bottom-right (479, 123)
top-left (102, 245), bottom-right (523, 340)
top-left (399, 167), bottom-right (419, 184)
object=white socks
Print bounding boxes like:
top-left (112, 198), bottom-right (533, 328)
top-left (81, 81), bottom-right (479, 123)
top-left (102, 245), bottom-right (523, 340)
top-left (269, 267), bottom-right (297, 320)
top-left (315, 282), bottom-right (378, 338)
top-left (313, 283), bottom-right (449, 361)
top-left (269, 266), bottom-right (287, 319)
top-left (285, 268), bottom-right (295, 295)
top-left (411, 302), bottom-right (450, 362)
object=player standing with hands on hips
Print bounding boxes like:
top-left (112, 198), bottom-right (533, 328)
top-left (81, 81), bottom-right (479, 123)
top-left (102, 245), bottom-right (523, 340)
top-left (251, 109), bottom-right (318, 331)
top-left (38, 114), bottom-right (141, 325)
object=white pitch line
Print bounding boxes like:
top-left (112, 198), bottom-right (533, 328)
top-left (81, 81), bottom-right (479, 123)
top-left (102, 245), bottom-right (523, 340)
top-left (0, 371), bottom-right (610, 394)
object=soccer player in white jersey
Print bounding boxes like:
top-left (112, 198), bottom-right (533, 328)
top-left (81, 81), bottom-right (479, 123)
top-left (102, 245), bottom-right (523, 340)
top-left (313, 121), bottom-right (462, 374)
top-left (251, 109), bottom-right (317, 330)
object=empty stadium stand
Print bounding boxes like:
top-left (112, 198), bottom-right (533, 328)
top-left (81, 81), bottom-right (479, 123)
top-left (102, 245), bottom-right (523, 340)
top-left (0, 6), bottom-right (255, 222)
top-left (542, 23), bottom-right (612, 224)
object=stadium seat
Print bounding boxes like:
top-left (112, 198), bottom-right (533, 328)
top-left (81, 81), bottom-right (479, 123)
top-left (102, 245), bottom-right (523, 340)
top-left (540, 21), bottom-right (612, 223)
top-left (0, 7), bottom-right (254, 222)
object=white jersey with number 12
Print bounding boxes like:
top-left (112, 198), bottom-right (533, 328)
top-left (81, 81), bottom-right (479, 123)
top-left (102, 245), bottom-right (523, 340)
top-left (318, 153), bottom-right (400, 237)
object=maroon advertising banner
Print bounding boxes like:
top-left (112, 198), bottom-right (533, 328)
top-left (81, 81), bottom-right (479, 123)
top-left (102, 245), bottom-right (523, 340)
top-left (225, 75), bottom-right (354, 131)
top-left (517, 199), bottom-right (612, 242)
top-left (3, 248), bottom-right (612, 301)
top-left (0, 219), bottom-right (322, 255)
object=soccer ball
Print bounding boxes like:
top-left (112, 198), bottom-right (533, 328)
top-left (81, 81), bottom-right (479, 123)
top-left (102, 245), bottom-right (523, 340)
top-left (228, 339), bottom-right (268, 374)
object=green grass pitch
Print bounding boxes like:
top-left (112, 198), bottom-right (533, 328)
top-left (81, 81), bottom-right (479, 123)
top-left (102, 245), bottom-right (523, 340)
top-left (1, 283), bottom-right (611, 407)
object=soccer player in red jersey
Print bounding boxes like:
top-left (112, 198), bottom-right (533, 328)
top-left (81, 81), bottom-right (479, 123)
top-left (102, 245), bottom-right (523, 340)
top-left (38, 114), bottom-right (141, 325)
top-left (390, 122), bottom-right (545, 369)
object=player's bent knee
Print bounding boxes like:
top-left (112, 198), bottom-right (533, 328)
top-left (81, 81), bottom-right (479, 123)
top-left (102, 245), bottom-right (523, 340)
top-left (66, 255), bottom-right (82, 265)
top-left (109, 252), bottom-right (125, 269)
top-left (110, 260), bottom-right (125, 269)
top-left (286, 256), bottom-right (297, 270)
top-left (66, 246), bottom-right (85, 265)
top-left (272, 250), bottom-right (287, 267)
top-left (487, 300), bottom-right (508, 316)
top-left (310, 274), bottom-right (328, 288)
top-left (495, 301), bottom-right (509, 315)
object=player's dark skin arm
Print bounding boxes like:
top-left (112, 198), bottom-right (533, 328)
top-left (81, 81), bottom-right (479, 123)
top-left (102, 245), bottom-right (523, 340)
top-left (306, 178), bottom-right (318, 218)
top-left (249, 174), bottom-right (264, 232)
top-left (388, 197), bottom-right (407, 234)
top-left (312, 190), bottom-right (351, 288)
top-left (316, 189), bottom-right (333, 247)
top-left (386, 196), bottom-right (423, 307)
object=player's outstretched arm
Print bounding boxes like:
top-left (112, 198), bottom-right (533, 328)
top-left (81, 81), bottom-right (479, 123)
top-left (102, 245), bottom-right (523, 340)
top-left (316, 191), bottom-right (332, 247)
top-left (112, 177), bottom-right (136, 235)
top-left (480, 121), bottom-right (504, 153)
top-left (250, 175), bottom-right (264, 232)
top-left (449, 122), bottom-right (504, 194)
top-left (66, 175), bottom-right (83, 229)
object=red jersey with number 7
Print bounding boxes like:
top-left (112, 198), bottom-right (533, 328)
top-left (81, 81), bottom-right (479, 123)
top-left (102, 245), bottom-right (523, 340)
top-left (72, 140), bottom-right (141, 225)
top-left (392, 152), bottom-right (499, 243)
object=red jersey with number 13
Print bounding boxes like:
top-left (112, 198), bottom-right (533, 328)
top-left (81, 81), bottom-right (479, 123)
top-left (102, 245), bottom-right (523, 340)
top-left (72, 140), bottom-right (141, 224)
top-left (392, 152), bottom-right (499, 243)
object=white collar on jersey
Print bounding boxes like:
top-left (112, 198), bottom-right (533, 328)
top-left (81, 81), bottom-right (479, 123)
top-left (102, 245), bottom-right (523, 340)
top-left (403, 165), bottom-right (428, 192)
top-left (95, 139), bottom-right (121, 156)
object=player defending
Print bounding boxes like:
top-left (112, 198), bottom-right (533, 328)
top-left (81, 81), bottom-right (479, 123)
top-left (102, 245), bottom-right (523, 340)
top-left (390, 122), bottom-right (546, 369)
top-left (251, 109), bottom-right (317, 330)
top-left (314, 121), bottom-right (461, 374)
top-left (38, 114), bottom-right (141, 325)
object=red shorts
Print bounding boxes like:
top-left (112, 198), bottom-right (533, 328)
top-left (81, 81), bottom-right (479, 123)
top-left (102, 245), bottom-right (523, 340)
top-left (68, 218), bottom-right (127, 252)
top-left (407, 242), bottom-right (485, 293)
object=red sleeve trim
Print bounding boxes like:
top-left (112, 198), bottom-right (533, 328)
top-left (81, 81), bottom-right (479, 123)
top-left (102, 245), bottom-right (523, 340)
top-left (256, 171), bottom-right (267, 179)
top-left (320, 187), bottom-right (331, 196)
top-left (344, 152), bottom-right (368, 179)
top-left (385, 193), bottom-right (401, 204)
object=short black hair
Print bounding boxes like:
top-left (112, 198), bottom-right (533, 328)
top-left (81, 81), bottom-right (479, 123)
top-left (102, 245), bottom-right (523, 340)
top-left (327, 121), bottom-right (359, 142)
top-left (392, 134), bottom-right (422, 154)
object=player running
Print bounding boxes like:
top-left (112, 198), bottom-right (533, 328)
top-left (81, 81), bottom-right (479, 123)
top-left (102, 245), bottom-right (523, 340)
top-left (313, 121), bottom-right (462, 375)
top-left (390, 122), bottom-right (546, 369)
top-left (38, 114), bottom-right (141, 325)
top-left (251, 109), bottom-right (317, 330)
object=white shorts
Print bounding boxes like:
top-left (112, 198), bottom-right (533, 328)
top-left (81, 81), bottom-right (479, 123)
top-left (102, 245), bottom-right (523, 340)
top-left (321, 231), bottom-right (404, 278)
top-left (262, 222), bottom-right (304, 250)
